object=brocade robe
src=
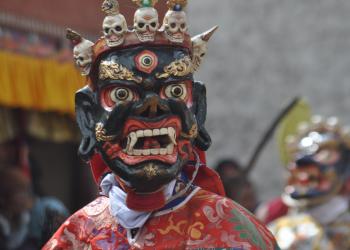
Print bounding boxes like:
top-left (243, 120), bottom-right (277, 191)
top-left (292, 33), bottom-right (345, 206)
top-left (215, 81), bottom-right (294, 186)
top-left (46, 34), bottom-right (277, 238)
top-left (43, 188), bottom-right (279, 250)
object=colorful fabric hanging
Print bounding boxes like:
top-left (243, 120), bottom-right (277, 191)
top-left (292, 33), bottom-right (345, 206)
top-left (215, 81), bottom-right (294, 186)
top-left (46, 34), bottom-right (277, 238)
top-left (0, 51), bottom-right (85, 115)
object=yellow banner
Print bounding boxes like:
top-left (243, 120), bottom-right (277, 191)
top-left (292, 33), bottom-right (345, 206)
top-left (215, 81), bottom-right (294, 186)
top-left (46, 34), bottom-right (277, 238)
top-left (0, 51), bottom-right (85, 115)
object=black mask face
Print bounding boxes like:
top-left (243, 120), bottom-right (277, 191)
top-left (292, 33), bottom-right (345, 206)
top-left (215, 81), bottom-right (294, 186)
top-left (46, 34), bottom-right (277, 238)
top-left (75, 46), bottom-right (211, 193)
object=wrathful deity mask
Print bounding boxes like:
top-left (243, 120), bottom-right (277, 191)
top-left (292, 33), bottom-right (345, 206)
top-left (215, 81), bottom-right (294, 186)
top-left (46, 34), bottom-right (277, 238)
top-left (87, 47), bottom-right (207, 193)
top-left (67, 0), bottom-right (217, 209)
top-left (283, 116), bottom-right (350, 206)
top-left (43, 0), bottom-right (281, 249)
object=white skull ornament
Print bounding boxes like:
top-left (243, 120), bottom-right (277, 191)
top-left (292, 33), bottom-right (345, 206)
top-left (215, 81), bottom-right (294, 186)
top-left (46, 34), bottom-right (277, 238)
top-left (73, 39), bottom-right (94, 76)
top-left (103, 14), bottom-right (127, 47)
top-left (163, 10), bottom-right (188, 43)
top-left (134, 7), bottom-right (159, 42)
top-left (192, 26), bottom-right (218, 71)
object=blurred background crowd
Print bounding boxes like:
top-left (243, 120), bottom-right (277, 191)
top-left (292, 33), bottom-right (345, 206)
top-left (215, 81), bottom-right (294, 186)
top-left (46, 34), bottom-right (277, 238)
top-left (1, 0), bottom-right (350, 249)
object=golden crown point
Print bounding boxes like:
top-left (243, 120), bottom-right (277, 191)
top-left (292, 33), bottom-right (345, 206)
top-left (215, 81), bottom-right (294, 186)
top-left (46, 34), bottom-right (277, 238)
top-left (102, 0), bottom-right (120, 15)
top-left (166, 0), bottom-right (188, 10)
top-left (66, 28), bottom-right (82, 45)
top-left (132, 0), bottom-right (158, 7)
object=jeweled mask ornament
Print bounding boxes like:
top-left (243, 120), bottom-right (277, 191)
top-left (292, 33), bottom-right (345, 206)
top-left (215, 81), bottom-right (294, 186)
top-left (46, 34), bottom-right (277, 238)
top-left (283, 116), bottom-right (350, 207)
top-left (67, 0), bottom-right (217, 210)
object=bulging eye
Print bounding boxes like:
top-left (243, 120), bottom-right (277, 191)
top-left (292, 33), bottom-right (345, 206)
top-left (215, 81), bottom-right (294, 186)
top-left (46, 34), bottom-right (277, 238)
top-left (110, 87), bottom-right (133, 102)
top-left (101, 86), bottom-right (137, 110)
top-left (165, 83), bottom-right (187, 100)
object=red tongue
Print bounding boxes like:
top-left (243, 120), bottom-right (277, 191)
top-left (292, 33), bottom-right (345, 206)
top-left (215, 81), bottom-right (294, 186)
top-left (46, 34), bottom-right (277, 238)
top-left (143, 138), bottom-right (161, 149)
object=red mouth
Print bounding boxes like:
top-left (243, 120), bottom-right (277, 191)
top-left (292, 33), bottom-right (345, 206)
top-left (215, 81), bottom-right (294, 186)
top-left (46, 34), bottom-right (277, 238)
top-left (287, 167), bottom-right (336, 194)
top-left (106, 116), bottom-right (182, 165)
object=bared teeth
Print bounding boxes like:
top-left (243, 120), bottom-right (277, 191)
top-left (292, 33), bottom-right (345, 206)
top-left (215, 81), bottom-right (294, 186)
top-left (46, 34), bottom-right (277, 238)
top-left (123, 127), bottom-right (177, 156)
top-left (142, 149), bottom-right (151, 156)
top-left (144, 129), bottom-right (152, 137)
top-left (160, 148), bottom-right (167, 155)
top-left (126, 136), bottom-right (131, 150)
top-left (167, 144), bottom-right (174, 154)
top-left (127, 132), bottom-right (137, 152)
top-left (125, 147), bottom-right (174, 156)
top-left (168, 127), bottom-right (177, 145)
top-left (136, 130), bottom-right (144, 137)
top-left (150, 148), bottom-right (160, 155)
top-left (153, 129), bottom-right (160, 136)
top-left (133, 150), bottom-right (142, 156)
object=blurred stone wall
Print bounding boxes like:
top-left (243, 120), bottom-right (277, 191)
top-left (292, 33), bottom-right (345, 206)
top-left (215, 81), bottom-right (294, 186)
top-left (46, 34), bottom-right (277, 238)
top-left (188, 0), bottom-right (350, 200)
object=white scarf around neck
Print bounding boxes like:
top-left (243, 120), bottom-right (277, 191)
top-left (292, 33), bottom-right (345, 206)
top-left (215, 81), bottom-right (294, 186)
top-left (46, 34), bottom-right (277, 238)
top-left (100, 173), bottom-right (176, 229)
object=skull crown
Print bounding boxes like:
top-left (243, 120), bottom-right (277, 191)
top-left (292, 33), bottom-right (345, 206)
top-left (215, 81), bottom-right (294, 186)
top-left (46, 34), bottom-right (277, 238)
top-left (103, 15), bottom-right (128, 47)
top-left (66, 29), bottom-right (94, 76)
top-left (102, 0), bottom-right (127, 48)
top-left (134, 7), bottom-right (160, 42)
top-left (162, 10), bottom-right (188, 43)
top-left (73, 40), bottom-right (94, 76)
top-left (162, 0), bottom-right (188, 43)
top-left (66, 0), bottom-right (218, 76)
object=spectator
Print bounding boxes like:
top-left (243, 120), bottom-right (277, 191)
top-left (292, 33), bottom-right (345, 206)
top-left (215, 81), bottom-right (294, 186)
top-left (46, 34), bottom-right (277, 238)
top-left (215, 159), bottom-right (258, 212)
top-left (0, 167), bottom-right (69, 250)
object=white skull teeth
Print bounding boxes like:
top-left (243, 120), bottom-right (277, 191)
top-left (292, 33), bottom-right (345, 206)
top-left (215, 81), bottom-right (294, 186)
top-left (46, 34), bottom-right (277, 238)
top-left (102, 14), bottom-right (127, 48)
top-left (163, 10), bottom-right (187, 43)
top-left (134, 7), bottom-right (159, 43)
top-left (165, 30), bottom-right (184, 43)
top-left (106, 36), bottom-right (124, 47)
top-left (135, 32), bottom-right (156, 43)
top-left (124, 127), bottom-right (177, 156)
